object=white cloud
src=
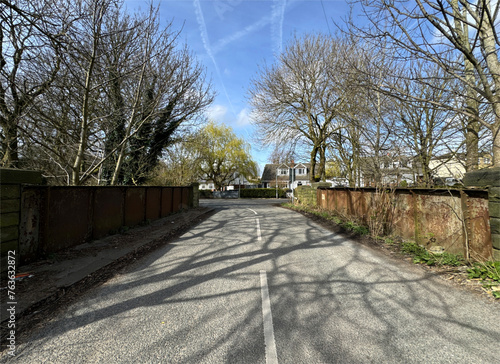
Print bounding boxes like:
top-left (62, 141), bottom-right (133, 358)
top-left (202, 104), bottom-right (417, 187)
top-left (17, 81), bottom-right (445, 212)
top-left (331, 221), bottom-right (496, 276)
top-left (206, 104), bottom-right (228, 122)
top-left (237, 108), bottom-right (252, 126)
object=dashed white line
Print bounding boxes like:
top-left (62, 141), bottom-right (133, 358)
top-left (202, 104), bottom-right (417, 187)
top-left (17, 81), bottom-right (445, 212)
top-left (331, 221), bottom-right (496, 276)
top-left (260, 270), bottom-right (278, 364)
top-left (256, 218), bottom-right (262, 241)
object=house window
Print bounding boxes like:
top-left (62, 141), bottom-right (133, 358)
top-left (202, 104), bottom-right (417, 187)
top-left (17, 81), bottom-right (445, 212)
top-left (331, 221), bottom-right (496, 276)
top-left (279, 168), bottom-right (288, 175)
top-left (484, 158), bottom-right (491, 165)
top-left (297, 168), bottom-right (305, 175)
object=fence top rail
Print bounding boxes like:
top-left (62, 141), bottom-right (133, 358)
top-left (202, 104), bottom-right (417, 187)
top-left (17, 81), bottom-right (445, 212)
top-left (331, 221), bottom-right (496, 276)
top-left (316, 186), bottom-right (488, 197)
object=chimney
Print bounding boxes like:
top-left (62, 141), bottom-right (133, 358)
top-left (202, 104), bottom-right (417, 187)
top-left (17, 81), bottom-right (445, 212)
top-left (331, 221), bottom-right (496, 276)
top-left (290, 159), bottom-right (295, 168)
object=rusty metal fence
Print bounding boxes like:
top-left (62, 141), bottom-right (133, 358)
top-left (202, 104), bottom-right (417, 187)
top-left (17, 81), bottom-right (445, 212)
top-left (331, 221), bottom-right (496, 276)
top-left (317, 187), bottom-right (492, 261)
top-left (18, 186), bottom-right (194, 263)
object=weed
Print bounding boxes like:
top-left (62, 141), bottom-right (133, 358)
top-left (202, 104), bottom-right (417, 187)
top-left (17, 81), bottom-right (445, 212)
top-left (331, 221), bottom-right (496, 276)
top-left (119, 226), bottom-right (130, 234)
top-left (401, 242), bottom-right (464, 267)
top-left (384, 237), bottom-right (395, 245)
top-left (468, 261), bottom-right (500, 299)
top-left (467, 261), bottom-right (500, 281)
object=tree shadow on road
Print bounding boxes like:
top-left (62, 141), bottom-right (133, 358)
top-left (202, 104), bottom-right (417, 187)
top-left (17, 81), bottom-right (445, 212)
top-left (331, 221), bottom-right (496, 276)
top-left (7, 201), bottom-right (500, 363)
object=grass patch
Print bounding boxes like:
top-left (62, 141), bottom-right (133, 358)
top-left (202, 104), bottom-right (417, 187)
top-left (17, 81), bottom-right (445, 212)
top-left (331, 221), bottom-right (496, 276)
top-left (400, 241), bottom-right (465, 267)
top-left (283, 203), bottom-right (368, 235)
top-left (342, 221), bottom-right (369, 235)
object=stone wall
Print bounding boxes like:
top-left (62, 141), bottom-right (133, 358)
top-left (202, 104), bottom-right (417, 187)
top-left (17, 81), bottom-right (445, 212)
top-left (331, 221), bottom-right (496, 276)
top-left (0, 169), bottom-right (43, 270)
top-left (463, 167), bottom-right (500, 261)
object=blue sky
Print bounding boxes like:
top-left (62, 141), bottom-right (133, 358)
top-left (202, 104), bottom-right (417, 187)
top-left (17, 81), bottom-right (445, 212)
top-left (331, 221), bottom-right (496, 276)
top-left (126, 0), bottom-right (356, 172)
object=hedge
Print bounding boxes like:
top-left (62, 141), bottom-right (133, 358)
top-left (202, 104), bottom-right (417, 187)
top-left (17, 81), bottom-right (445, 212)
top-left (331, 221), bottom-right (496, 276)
top-left (240, 188), bottom-right (287, 198)
top-left (199, 190), bottom-right (214, 199)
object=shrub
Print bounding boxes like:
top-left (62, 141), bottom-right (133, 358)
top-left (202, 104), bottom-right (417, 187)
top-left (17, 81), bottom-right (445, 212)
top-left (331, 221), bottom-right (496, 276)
top-left (199, 190), bottom-right (214, 199)
top-left (240, 188), bottom-right (287, 198)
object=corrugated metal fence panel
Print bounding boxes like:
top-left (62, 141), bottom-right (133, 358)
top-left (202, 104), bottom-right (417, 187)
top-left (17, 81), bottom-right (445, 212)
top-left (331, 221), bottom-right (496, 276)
top-left (124, 187), bottom-right (146, 227)
top-left (45, 187), bottom-right (93, 252)
top-left (318, 187), bottom-right (492, 260)
top-left (161, 187), bottom-right (173, 217)
top-left (146, 187), bottom-right (161, 221)
top-left (93, 187), bottom-right (124, 239)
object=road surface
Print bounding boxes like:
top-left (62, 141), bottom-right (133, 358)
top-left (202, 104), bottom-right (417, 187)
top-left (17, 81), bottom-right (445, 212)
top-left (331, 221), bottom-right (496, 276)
top-left (3, 199), bottom-right (500, 363)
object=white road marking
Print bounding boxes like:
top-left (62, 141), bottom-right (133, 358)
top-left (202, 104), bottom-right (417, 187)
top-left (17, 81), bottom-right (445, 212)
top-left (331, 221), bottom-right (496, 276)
top-left (256, 218), bottom-right (262, 241)
top-left (247, 208), bottom-right (258, 215)
top-left (260, 270), bottom-right (278, 364)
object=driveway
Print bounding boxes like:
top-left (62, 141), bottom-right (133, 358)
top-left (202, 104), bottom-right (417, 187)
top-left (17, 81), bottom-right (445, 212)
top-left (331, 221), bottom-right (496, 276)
top-left (3, 199), bottom-right (500, 363)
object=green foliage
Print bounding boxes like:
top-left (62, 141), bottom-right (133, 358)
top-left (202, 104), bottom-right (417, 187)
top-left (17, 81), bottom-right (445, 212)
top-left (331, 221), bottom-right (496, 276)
top-left (194, 121), bottom-right (258, 190)
top-left (240, 188), bottom-right (286, 198)
top-left (467, 262), bottom-right (500, 281)
top-left (283, 203), bottom-right (367, 234)
top-left (342, 221), bottom-right (369, 235)
top-left (468, 261), bottom-right (500, 299)
top-left (401, 241), bottom-right (427, 256)
top-left (199, 190), bottom-right (213, 198)
top-left (401, 242), bottom-right (465, 266)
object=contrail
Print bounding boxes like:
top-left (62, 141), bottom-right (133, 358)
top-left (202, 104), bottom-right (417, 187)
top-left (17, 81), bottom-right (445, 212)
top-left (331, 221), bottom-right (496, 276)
top-left (271, 0), bottom-right (287, 55)
top-left (193, 0), bottom-right (236, 115)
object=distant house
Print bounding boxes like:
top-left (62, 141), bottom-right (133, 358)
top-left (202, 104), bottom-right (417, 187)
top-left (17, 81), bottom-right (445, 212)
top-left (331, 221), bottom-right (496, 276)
top-left (360, 155), bottom-right (420, 187)
top-left (429, 154), bottom-right (466, 180)
top-left (261, 162), bottom-right (312, 189)
top-left (478, 153), bottom-right (493, 169)
top-left (199, 172), bottom-right (256, 191)
top-left (199, 179), bottom-right (215, 191)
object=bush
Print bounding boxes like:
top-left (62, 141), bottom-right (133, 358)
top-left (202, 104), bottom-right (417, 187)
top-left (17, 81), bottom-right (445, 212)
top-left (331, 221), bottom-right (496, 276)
top-left (199, 190), bottom-right (214, 199)
top-left (240, 188), bottom-right (287, 198)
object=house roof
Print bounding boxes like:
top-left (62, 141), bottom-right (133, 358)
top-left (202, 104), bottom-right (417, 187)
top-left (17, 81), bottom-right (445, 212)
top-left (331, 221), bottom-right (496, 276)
top-left (261, 163), bottom-right (312, 182)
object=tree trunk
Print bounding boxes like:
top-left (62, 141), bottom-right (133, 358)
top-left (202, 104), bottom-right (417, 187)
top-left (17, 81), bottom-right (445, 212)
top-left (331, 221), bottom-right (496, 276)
top-left (318, 143), bottom-right (327, 181)
top-left (0, 123), bottom-right (19, 168)
top-left (309, 145), bottom-right (319, 183)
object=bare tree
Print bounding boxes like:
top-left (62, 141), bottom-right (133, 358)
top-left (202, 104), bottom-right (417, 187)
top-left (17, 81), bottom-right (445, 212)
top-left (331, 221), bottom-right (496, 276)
top-left (0, 0), bottom-right (71, 167)
top-left (250, 33), bottom-right (348, 182)
top-left (17, 0), bottom-right (213, 185)
top-left (394, 63), bottom-right (464, 186)
top-left (353, 0), bottom-right (500, 166)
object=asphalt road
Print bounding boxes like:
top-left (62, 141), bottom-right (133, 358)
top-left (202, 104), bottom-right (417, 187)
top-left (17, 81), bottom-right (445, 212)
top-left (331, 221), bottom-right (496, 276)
top-left (3, 199), bottom-right (500, 363)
